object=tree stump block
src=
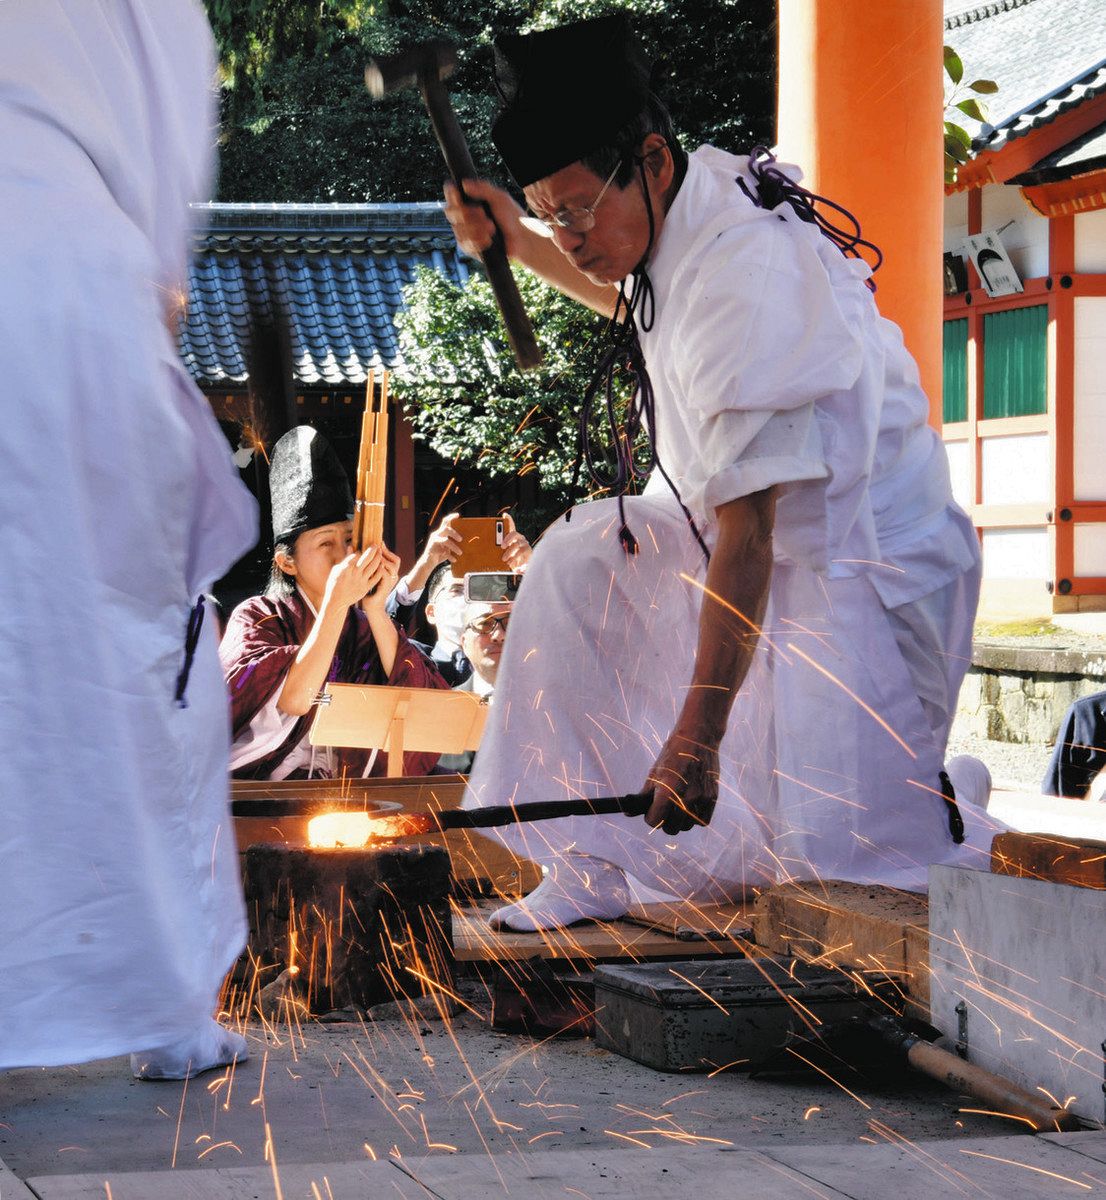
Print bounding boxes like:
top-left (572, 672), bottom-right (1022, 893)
top-left (243, 843), bottom-right (453, 1012)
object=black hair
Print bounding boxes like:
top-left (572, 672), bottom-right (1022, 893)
top-left (266, 539), bottom-right (297, 600)
top-left (580, 94), bottom-right (687, 189)
top-left (425, 560), bottom-right (458, 608)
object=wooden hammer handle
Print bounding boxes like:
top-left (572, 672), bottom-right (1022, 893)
top-left (420, 78), bottom-right (543, 371)
top-left (906, 1039), bottom-right (1081, 1131)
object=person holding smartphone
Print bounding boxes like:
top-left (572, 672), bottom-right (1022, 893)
top-left (388, 512), bottom-right (532, 632)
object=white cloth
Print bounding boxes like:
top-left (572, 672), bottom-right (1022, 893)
top-left (395, 577), bottom-right (422, 606)
top-left (464, 147), bottom-right (1002, 895)
top-left (0, 1), bottom-right (257, 1067)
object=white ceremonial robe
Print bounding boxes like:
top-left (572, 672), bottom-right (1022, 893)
top-left (465, 146), bottom-right (1005, 895)
top-left (0, 1), bottom-right (257, 1067)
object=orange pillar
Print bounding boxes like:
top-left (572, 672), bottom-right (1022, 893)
top-left (777, 0), bottom-right (945, 426)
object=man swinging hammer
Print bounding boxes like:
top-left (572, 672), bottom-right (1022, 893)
top-left (445, 15), bottom-right (1001, 930)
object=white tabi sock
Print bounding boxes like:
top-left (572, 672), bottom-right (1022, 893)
top-left (488, 853), bottom-right (632, 932)
top-left (945, 754), bottom-right (993, 812)
top-left (131, 1018), bottom-right (248, 1081)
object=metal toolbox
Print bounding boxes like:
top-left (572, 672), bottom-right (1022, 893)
top-left (594, 957), bottom-right (891, 1073)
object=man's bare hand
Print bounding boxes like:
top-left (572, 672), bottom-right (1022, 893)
top-left (499, 514), bottom-right (532, 572)
top-left (443, 179), bottom-right (525, 260)
top-left (642, 731), bottom-right (720, 835)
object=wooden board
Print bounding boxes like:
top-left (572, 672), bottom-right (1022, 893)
top-left (232, 776), bottom-right (542, 898)
top-left (621, 899), bottom-right (754, 942)
top-left (991, 830), bottom-right (1106, 889)
top-left (452, 900), bottom-right (741, 964)
top-left (752, 880), bottom-right (926, 1012)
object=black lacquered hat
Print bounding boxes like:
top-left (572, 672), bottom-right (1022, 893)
top-left (269, 426), bottom-right (353, 546)
top-left (491, 14), bottom-right (651, 187)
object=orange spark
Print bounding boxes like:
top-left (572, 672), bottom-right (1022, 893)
top-left (958, 1149), bottom-right (1093, 1189)
top-left (786, 642), bottom-right (917, 758)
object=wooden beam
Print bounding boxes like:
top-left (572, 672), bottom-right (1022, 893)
top-left (992, 831), bottom-right (1106, 889)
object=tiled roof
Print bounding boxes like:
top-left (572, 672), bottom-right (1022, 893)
top-left (180, 203), bottom-right (469, 388)
top-left (943, 0), bottom-right (1106, 155)
top-left (1010, 118), bottom-right (1106, 183)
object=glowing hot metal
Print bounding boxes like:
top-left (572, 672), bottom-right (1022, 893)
top-left (305, 794), bottom-right (652, 849)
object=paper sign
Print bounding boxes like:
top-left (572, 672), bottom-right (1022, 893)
top-left (962, 231), bottom-right (1023, 298)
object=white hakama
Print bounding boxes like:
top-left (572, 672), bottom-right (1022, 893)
top-left (0, 2), bottom-right (256, 1067)
top-left (466, 147), bottom-right (1003, 896)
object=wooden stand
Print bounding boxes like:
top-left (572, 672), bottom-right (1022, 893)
top-left (309, 682), bottom-right (486, 777)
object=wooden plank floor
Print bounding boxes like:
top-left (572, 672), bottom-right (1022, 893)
top-left (452, 899), bottom-right (755, 964)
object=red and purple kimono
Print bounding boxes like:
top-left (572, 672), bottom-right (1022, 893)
top-left (220, 591), bottom-right (448, 780)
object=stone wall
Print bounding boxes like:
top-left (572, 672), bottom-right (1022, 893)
top-left (957, 642), bottom-right (1106, 744)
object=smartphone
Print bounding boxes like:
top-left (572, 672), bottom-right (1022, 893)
top-left (450, 516), bottom-right (509, 576)
top-left (463, 572), bottom-right (523, 603)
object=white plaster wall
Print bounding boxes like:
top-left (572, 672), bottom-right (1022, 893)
top-left (944, 439), bottom-right (972, 511)
top-left (1073, 296), bottom-right (1106, 501)
top-left (1074, 524), bottom-right (1106, 577)
top-left (1074, 206), bottom-right (1106, 273)
top-left (981, 527), bottom-right (1048, 580)
top-left (944, 190), bottom-right (969, 254)
top-left (980, 183), bottom-right (1050, 280)
top-left (980, 433), bottom-right (1050, 505)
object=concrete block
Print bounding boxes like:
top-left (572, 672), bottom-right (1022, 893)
top-left (929, 865), bottom-right (1106, 1123)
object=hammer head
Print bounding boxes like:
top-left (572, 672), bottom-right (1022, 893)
top-left (365, 40), bottom-right (457, 98)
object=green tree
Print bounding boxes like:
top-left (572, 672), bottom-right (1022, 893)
top-left (206, 0), bottom-right (775, 202)
top-left (943, 44), bottom-right (998, 185)
top-left (395, 267), bottom-right (610, 508)
top-left (205, 0), bottom-right (775, 513)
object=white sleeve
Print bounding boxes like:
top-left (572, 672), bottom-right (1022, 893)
top-left (674, 221), bottom-right (867, 512)
top-left (228, 690), bottom-right (299, 772)
top-left (395, 577), bottom-right (422, 606)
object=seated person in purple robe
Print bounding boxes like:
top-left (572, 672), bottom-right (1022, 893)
top-left (220, 426), bottom-right (447, 780)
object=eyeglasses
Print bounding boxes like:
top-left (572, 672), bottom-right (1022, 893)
top-left (518, 160), bottom-right (622, 239)
top-left (465, 613), bottom-right (510, 637)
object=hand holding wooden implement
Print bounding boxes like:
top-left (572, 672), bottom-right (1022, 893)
top-left (232, 791), bottom-right (652, 828)
top-left (365, 41), bottom-right (543, 372)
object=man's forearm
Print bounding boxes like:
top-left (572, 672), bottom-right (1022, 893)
top-left (674, 489), bottom-right (776, 745)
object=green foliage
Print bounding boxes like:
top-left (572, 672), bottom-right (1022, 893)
top-left (393, 266), bottom-right (612, 503)
top-left (205, 0), bottom-right (775, 202)
top-left (204, 0), bottom-right (775, 505)
top-left (943, 43), bottom-right (998, 185)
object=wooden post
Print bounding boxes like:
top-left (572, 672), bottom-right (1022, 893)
top-left (386, 697), bottom-right (409, 777)
top-left (777, 0), bottom-right (945, 426)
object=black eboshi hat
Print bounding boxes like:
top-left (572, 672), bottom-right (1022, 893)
top-left (269, 426), bottom-right (353, 546)
top-left (491, 14), bottom-right (652, 187)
